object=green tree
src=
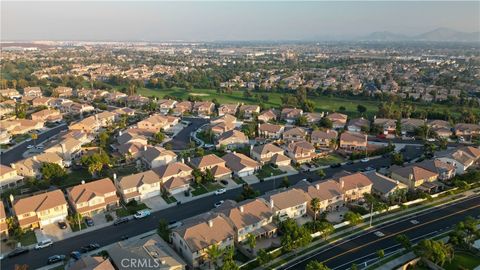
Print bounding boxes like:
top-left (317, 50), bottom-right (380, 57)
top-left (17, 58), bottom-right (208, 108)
top-left (280, 218), bottom-right (312, 252)
top-left (316, 169), bottom-right (326, 179)
top-left (377, 249), bottom-right (384, 258)
top-left (257, 248), bottom-right (272, 265)
top-left (246, 233), bottom-right (257, 254)
top-left (98, 131), bottom-right (109, 149)
top-left (357, 105), bottom-right (367, 114)
top-left (306, 260), bottom-right (331, 270)
top-left (281, 176), bottom-right (290, 188)
top-left (310, 198), bottom-right (321, 224)
top-left (81, 150), bottom-right (111, 176)
top-left (157, 219), bottom-right (171, 242)
top-left (391, 152), bottom-right (404, 166)
top-left (414, 239), bottom-right (454, 266)
top-left (448, 216), bottom-right (480, 250)
top-left (205, 244), bottom-right (223, 268)
top-left (153, 131), bottom-right (165, 144)
top-left (296, 115), bottom-right (308, 126)
top-left (395, 234), bottom-right (412, 250)
top-left (317, 222), bottom-right (334, 240)
top-left (344, 211), bottom-right (363, 225)
top-left (40, 162), bottom-right (67, 183)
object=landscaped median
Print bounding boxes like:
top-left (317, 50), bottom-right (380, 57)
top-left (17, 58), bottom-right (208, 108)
top-left (239, 186), bottom-right (480, 270)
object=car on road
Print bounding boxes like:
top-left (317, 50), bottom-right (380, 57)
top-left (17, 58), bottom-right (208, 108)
top-left (361, 157), bottom-right (370, 163)
top-left (36, 145), bottom-right (44, 149)
top-left (85, 217), bottom-right (94, 227)
top-left (410, 219), bottom-right (420, 224)
top-left (70, 251), bottom-right (82, 260)
top-left (346, 161), bottom-right (354, 165)
top-left (363, 167), bottom-right (375, 172)
top-left (121, 235), bottom-right (129, 240)
top-left (214, 188), bottom-right (226, 195)
top-left (134, 209), bottom-right (151, 219)
top-left (330, 163), bottom-right (341, 168)
top-left (220, 180), bottom-right (229, 186)
top-left (58, 221), bottom-right (67, 229)
top-left (26, 145), bottom-right (34, 149)
top-left (214, 200), bottom-right (224, 208)
top-left (80, 243), bottom-right (100, 253)
top-left (374, 231), bottom-right (385, 237)
top-left (35, 239), bottom-right (53, 250)
top-left (47, 255), bottom-right (66, 264)
top-left (7, 248), bottom-right (29, 258)
top-left (114, 217), bottom-right (130, 225)
top-left (168, 220), bottom-right (183, 229)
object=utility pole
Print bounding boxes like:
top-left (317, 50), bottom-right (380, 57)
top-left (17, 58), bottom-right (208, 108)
top-left (369, 202), bottom-right (374, 227)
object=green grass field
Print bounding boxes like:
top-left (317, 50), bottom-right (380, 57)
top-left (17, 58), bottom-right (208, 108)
top-left (137, 87), bottom-right (468, 118)
top-left (444, 251), bottom-right (480, 270)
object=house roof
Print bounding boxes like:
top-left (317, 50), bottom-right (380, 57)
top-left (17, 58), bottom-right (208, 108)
top-left (259, 123), bottom-right (283, 133)
top-left (340, 131), bottom-right (367, 143)
top-left (222, 152), bottom-right (260, 172)
top-left (153, 162), bottom-right (193, 179)
top-left (118, 170), bottom-right (161, 190)
top-left (142, 146), bottom-right (177, 163)
top-left (295, 180), bottom-right (343, 202)
top-left (264, 188), bottom-right (308, 210)
top-left (362, 171), bottom-right (406, 194)
top-left (190, 154), bottom-right (225, 169)
top-left (13, 189), bottom-right (67, 215)
top-left (217, 130), bottom-right (248, 143)
top-left (283, 127), bottom-right (306, 137)
top-left (252, 143), bottom-right (284, 156)
top-left (391, 165), bottom-right (438, 182)
top-left (311, 129), bottom-right (338, 140)
top-left (335, 172), bottom-right (373, 191)
top-left (68, 178), bottom-right (117, 204)
top-left (218, 199), bottom-right (273, 230)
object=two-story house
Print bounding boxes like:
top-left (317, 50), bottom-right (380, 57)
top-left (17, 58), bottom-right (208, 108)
top-left (263, 188), bottom-right (309, 221)
top-left (251, 143), bottom-right (291, 166)
top-left (67, 178), bottom-right (119, 216)
top-left (286, 140), bottom-right (316, 164)
top-left (116, 170), bottom-right (162, 202)
top-left (188, 154), bottom-right (232, 180)
top-left (258, 123), bottom-right (284, 139)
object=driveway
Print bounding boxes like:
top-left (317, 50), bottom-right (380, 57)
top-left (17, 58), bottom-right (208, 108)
top-left (35, 223), bottom-right (72, 242)
top-left (219, 178), bottom-right (239, 189)
top-left (242, 175), bottom-right (260, 185)
top-left (143, 196), bottom-right (169, 211)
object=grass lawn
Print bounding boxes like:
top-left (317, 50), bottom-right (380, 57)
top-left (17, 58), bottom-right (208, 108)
top-left (204, 182), bottom-right (223, 192)
top-left (444, 251), bottom-right (480, 270)
top-left (116, 202), bottom-right (149, 217)
top-left (113, 164), bottom-right (139, 177)
top-left (13, 134), bottom-right (31, 144)
top-left (63, 168), bottom-right (92, 187)
top-left (191, 184), bottom-right (209, 196)
top-left (197, 131), bottom-right (214, 144)
top-left (313, 153), bottom-right (345, 166)
top-left (17, 230), bottom-right (37, 246)
top-left (69, 221), bottom-right (87, 232)
top-left (162, 194), bottom-right (177, 204)
top-left (137, 87), bottom-right (472, 118)
top-left (256, 165), bottom-right (284, 180)
top-left (233, 177), bottom-right (246, 185)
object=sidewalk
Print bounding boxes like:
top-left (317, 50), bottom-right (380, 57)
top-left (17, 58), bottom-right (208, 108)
top-left (375, 252), bottom-right (416, 270)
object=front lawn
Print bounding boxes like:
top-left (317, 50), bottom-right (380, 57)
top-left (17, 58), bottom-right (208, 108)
top-left (162, 194), bottom-right (177, 204)
top-left (113, 164), bottom-right (139, 177)
top-left (18, 230), bottom-right (37, 246)
top-left (204, 182), bottom-right (223, 192)
top-left (313, 153), bottom-right (345, 166)
top-left (116, 202), bottom-right (149, 217)
top-left (444, 251), bottom-right (480, 270)
top-left (256, 165), bottom-right (284, 180)
top-left (69, 221), bottom-right (87, 232)
top-left (63, 168), bottom-right (92, 187)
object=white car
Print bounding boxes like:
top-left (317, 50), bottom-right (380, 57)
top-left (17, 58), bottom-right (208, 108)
top-left (410, 219), bottom-right (419, 225)
top-left (374, 231), bottom-right (385, 237)
top-left (35, 239), bottom-right (53, 250)
top-left (361, 158), bottom-right (370, 163)
top-left (214, 200), bottom-right (224, 208)
top-left (26, 145), bottom-right (34, 149)
top-left (214, 188), bottom-right (226, 195)
top-left (134, 210), bottom-right (151, 219)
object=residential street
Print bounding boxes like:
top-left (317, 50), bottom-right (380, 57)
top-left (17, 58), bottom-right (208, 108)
top-left (0, 124), bottom-right (68, 166)
top-left (169, 117), bottom-right (209, 150)
top-left (278, 195), bottom-right (480, 270)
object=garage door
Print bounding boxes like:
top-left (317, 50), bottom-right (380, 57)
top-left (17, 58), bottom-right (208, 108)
top-left (40, 216), bottom-right (65, 227)
top-left (141, 190), bottom-right (160, 200)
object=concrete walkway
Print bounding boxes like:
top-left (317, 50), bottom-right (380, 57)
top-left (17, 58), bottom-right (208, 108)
top-left (375, 252), bottom-right (416, 270)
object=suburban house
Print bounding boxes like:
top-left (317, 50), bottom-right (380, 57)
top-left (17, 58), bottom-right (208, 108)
top-left (32, 97), bottom-right (53, 107)
top-left (68, 256), bottom-right (115, 270)
top-left (96, 111), bottom-right (116, 127)
top-left (118, 142), bottom-right (145, 159)
top-left (44, 137), bottom-right (83, 162)
top-left (69, 116), bottom-right (100, 134)
top-left (0, 88), bottom-right (21, 99)
top-left (326, 113), bottom-right (348, 129)
top-left (173, 101), bottom-right (193, 116)
top-left (311, 129), bottom-right (338, 149)
top-left (347, 118), bottom-right (370, 132)
top-left (30, 109), bottom-right (62, 123)
top-left (251, 143), bottom-right (291, 166)
top-left (304, 113), bottom-right (324, 124)
top-left (23, 87), bottom-right (43, 97)
top-left (117, 129), bottom-right (151, 146)
top-left (286, 140), bottom-right (316, 164)
top-left (108, 234), bottom-right (186, 270)
top-left (193, 101), bottom-right (215, 117)
top-left (210, 114), bottom-right (238, 136)
top-left (0, 201), bottom-right (8, 239)
top-left (218, 104), bottom-right (239, 116)
top-left (12, 152), bottom-right (63, 178)
top-left (239, 105), bottom-right (261, 120)
top-left (67, 178), bottom-right (119, 217)
top-left (373, 118), bottom-right (397, 137)
top-left (0, 164), bottom-right (24, 190)
top-left (283, 127), bottom-right (307, 142)
top-left (281, 108), bottom-right (303, 123)
top-left (437, 146), bottom-right (480, 174)
top-left (188, 154), bottom-right (232, 180)
top-left (258, 123), bottom-right (284, 139)
top-left (390, 165), bottom-right (439, 190)
top-left (141, 145), bottom-right (177, 169)
top-left (53, 86), bottom-right (73, 97)
top-left (13, 189), bottom-right (68, 229)
top-left (116, 170), bottom-right (162, 202)
top-left (105, 91), bottom-right (127, 103)
top-left (158, 99), bottom-right (178, 115)
top-left (263, 188), bottom-right (308, 221)
top-left (222, 152), bottom-right (261, 177)
top-left (3, 119), bottom-right (44, 135)
top-left (334, 172), bottom-right (373, 201)
top-left (416, 159), bottom-right (456, 181)
top-left (454, 123), bottom-right (480, 139)
top-left (216, 130), bottom-right (249, 150)
top-left (401, 118), bottom-right (425, 136)
top-left (362, 171), bottom-right (408, 200)
top-left (153, 162), bottom-right (193, 195)
top-left (294, 180), bottom-right (344, 214)
top-left (339, 131), bottom-right (368, 151)
top-left (137, 114), bottom-right (179, 132)
top-left (171, 212), bottom-right (235, 268)
top-left (428, 120), bottom-right (451, 138)
top-left (257, 109), bottom-right (278, 123)
top-left (217, 199), bottom-right (276, 242)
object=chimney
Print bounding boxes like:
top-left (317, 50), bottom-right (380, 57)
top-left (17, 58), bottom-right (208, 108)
top-left (9, 194), bottom-right (14, 204)
top-left (81, 180), bottom-right (85, 185)
top-left (315, 184), bottom-right (320, 190)
top-left (409, 174), bottom-right (413, 181)
top-left (119, 131), bottom-right (123, 136)
top-left (239, 206), bottom-right (244, 213)
top-left (340, 179), bottom-right (345, 189)
top-left (270, 199), bottom-right (274, 209)
top-left (10, 163), bottom-right (15, 169)
top-left (113, 173), bottom-right (117, 181)
top-left (208, 220), bottom-right (213, 228)
top-left (181, 158), bottom-right (184, 163)
top-left (373, 115), bottom-right (377, 120)
top-left (143, 145), bottom-right (147, 151)
top-left (32, 155), bottom-right (38, 161)
top-left (187, 157), bottom-right (191, 162)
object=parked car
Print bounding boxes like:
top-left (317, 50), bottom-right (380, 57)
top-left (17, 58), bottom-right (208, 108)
top-left (167, 220), bottom-right (183, 229)
top-left (330, 163), bottom-right (341, 168)
top-left (7, 248), bottom-right (29, 258)
top-left (361, 158), bottom-right (370, 163)
top-left (214, 188), bottom-right (226, 195)
top-left (113, 217), bottom-right (130, 225)
top-left (120, 235), bottom-right (129, 240)
top-left (220, 180), bottom-right (229, 186)
top-left (26, 145), bottom-right (34, 149)
top-left (58, 221), bottom-right (67, 229)
top-left (70, 251), bottom-right (82, 260)
top-left (134, 210), bottom-right (151, 219)
top-left (47, 255), bottom-right (66, 264)
top-left (214, 200), bottom-right (224, 208)
top-left (80, 243), bottom-right (100, 253)
top-left (35, 239), bottom-right (53, 250)
top-left (84, 217), bottom-right (94, 227)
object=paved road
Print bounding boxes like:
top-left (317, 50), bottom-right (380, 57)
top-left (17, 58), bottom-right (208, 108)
top-left (278, 195), bottom-right (480, 270)
top-left (0, 124), bottom-right (68, 166)
top-left (169, 117), bottom-right (209, 150)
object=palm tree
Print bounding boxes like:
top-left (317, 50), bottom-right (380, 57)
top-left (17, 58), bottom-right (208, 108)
top-left (246, 233), bottom-right (256, 255)
top-left (306, 260), bottom-right (331, 270)
top-left (310, 198), bottom-right (321, 225)
top-left (205, 244), bottom-right (222, 269)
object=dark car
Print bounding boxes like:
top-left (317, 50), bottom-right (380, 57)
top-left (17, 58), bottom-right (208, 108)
top-left (330, 163), bottom-right (342, 168)
top-left (47, 255), bottom-right (66, 264)
top-left (84, 217), bottom-right (94, 227)
top-left (220, 179), bottom-right (229, 185)
top-left (121, 235), bottom-right (129, 240)
top-left (113, 217), bottom-right (130, 226)
top-left (7, 247), bottom-right (29, 258)
top-left (70, 251), bottom-right (82, 260)
top-left (58, 221), bottom-right (67, 229)
top-left (80, 243), bottom-right (100, 253)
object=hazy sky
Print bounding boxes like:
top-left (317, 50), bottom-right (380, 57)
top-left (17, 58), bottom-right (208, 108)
top-left (2, 1), bottom-right (479, 41)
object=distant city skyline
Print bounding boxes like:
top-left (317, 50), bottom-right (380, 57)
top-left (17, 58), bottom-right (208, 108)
top-left (2, 1), bottom-right (479, 41)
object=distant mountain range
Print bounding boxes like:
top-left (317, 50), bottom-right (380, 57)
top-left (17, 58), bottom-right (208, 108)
top-left (360, 28), bottom-right (480, 42)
